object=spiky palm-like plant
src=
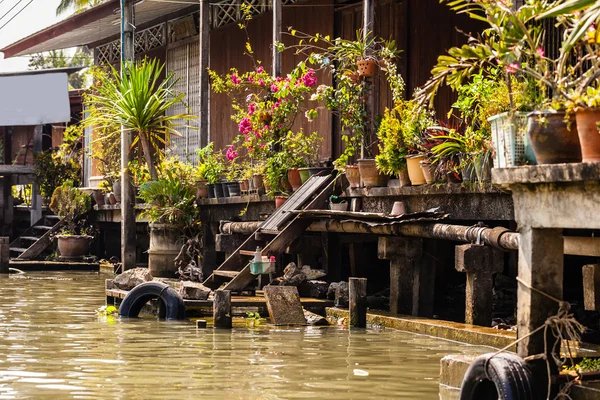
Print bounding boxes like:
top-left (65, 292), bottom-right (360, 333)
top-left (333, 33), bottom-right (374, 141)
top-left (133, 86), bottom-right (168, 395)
top-left (84, 59), bottom-right (195, 181)
top-left (56, 0), bottom-right (104, 15)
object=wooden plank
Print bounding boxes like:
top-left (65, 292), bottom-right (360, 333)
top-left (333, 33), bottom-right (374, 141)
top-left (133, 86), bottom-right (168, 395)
top-left (0, 165), bottom-right (35, 175)
top-left (17, 219), bottom-right (65, 260)
top-left (224, 177), bottom-right (335, 291)
top-left (212, 270), bottom-right (239, 278)
top-left (263, 286), bottom-right (306, 325)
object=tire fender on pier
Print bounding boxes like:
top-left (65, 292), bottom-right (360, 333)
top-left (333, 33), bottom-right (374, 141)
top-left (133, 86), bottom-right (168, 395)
top-left (460, 353), bottom-right (535, 400)
top-left (119, 281), bottom-right (185, 320)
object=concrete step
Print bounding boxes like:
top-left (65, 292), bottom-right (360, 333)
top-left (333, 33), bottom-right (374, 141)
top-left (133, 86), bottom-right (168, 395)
top-left (20, 236), bottom-right (40, 242)
top-left (32, 225), bottom-right (52, 231)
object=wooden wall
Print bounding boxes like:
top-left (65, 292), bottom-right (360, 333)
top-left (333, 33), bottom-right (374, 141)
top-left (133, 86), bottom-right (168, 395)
top-left (209, 0), bottom-right (334, 160)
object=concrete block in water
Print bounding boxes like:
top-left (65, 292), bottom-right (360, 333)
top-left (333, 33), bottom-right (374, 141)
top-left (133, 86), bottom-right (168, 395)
top-left (264, 286), bottom-right (306, 325)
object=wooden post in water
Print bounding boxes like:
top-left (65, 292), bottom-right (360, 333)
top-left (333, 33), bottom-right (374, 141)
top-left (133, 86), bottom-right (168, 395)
top-left (213, 289), bottom-right (232, 329)
top-left (199, 0), bottom-right (210, 148)
top-left (0, 237), bottom-right (8, 274)
top-left (120, 0), bottom-right (136, 271)
top-left (349, 277), bottom-right (367, 328)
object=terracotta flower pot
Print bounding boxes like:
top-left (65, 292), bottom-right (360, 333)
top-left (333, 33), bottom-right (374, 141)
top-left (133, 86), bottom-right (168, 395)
top-left (57, 235), bottom-right (93, 259)
top-left (527, 111), bottom-right (581, 164)
top-left (275, 195), bottom-right (288, 209)
top-left (405, 155), bottom-right (426, 185)
top-left (287, 168), bottom-right (302, 191)
top-left (240, 179), bottom-right (249, 192)
top-left (196, 180), bottom-right (208, 200)
top-left (575, 108), bottom-right (600, 162)
top-left (113, 180), bottom-right (121, 203)
top-left (252, 174), bottom-right (264, 191)
top-left (420, 161), bottom-right (434, 184)
top-left (357, 159), bottom-right (385, 188)
top-left (398, 169), bottom-right (411, 187)
top-left (345, 165), bottom-right (361, 189)
top-left (357, 59), bottom-right (377, 77)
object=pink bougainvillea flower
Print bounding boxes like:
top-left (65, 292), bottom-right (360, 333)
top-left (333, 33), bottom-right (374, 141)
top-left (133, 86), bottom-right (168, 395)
top-left (276, 76), bottom-right (283, 82)
top-left (272, 99), bottom-right (282, 110)
top-left (248, 76), bottom-right (254, 83)
top-left (301, 69), bottom-right (317, 87)
top-left (505, 62), bottom-right (519, 74)
top-left (257, 66), bottom-right (265, 74)
top-left (248, 103), bottom-right (256, 115)
top-left (536, 47), bottom-right (545, 58)
top-left (270, 83), bottom-right (279, 93)
top-left (226, 145), bottom-right (238, 161)
top-left (238, 118), bottom-right (252, 135)
top-left (258, 78), bottom-right (265, 87)
top-left (230, 74), bottom-right (241, 85)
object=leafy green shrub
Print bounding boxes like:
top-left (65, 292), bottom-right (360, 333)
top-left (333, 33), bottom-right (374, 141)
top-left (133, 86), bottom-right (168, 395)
top-left (49, 181), bottom-right (92, 235)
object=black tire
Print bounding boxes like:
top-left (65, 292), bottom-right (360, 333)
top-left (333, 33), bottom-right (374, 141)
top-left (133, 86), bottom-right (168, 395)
top-left (460, 353), bottom-right (535, 400)
top-left (119, 281), bottom-right (185, 320)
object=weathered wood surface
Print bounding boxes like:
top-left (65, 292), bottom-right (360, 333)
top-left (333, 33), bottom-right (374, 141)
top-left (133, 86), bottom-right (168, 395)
top-left (583, 264), bottom-right (600, 311)
top-left (0, 165), bottom-right (35, 175)
top-left (16, 218), bottom-right (65, 260)
top-left (213, 289), bottom-right (232, 329)
top-left (349, 277), bottom-right (367, 328)
top-left (0, 237), bottom-right (8, 273)
top-left (264, 286), bottom-right (306, 326)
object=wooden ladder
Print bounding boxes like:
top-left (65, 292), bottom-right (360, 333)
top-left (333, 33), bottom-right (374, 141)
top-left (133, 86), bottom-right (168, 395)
top-left (204, 173), bottom-right (335, 292)
top-left (10, 213), bottom-right (64, 260)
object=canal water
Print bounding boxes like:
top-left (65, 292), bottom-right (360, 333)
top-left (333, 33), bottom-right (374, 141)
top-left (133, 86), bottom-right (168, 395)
top-left (0, 272), bottom-right (488, 399)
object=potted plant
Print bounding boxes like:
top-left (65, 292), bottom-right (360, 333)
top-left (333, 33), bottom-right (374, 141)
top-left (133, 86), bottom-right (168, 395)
top-left (376, 107), bottom-right (410, 187)
top-left (139, 170), bottom-right (199, 278)
top-left (329, 194), bottom-right (348, 211)
top-left (283, 130), bottom-right (323, 186)
top-left (49, 181), bottom-right (93, 259)
top-left (224, 148), bottom-right (242, 197)
top-left (418, 0), bottom-right (584, 165)
top-left (84, 59), bottom-right (195, 182)
top-left (34, 124), bottom-right (83, 205)
top-left (193, 162), bottom-right (209, 200)
top-left (196, 144), bottom-right (224, 199)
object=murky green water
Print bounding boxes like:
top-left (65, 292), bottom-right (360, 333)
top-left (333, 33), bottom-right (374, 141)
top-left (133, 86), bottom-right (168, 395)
top-left (0, 272), bottom-right (488, 399)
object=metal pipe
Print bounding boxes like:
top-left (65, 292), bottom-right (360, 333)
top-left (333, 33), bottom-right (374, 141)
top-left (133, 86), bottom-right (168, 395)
top-left (219, 220), bottom-right (518, 250)
top-left (219, 221), bottom-right (600, 256)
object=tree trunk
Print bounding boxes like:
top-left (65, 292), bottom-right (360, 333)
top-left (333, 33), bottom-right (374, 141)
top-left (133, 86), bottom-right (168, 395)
top-left (138, 131), bottom-right (158, 181)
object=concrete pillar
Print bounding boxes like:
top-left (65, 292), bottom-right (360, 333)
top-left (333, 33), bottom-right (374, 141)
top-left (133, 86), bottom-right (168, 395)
top-left (455, 244), bottom-right (504, 326)
top-left (517, 227), bottom-right (563, 358)
top-left (377, 236), bottom-right (426, 316)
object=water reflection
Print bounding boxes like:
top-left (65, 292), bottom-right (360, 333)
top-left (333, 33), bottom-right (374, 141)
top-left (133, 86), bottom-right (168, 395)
top-left (0, 272), bottom-right (488, 399)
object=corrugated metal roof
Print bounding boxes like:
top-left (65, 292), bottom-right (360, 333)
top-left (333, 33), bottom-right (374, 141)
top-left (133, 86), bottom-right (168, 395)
top-left (1, 0), bottom-right (197, 58)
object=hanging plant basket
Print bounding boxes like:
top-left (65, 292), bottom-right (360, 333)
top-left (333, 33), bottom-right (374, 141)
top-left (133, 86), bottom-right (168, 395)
top-left (357, 59), bottom-right (378, 77)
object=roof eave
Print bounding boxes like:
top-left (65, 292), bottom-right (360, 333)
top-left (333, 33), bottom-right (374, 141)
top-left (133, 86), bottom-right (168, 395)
top-left (0, 0), bottom-right (119, 58)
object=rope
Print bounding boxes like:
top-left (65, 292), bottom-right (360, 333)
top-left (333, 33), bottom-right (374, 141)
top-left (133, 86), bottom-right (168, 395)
top-left (483, 277), bottom-right (585, 400)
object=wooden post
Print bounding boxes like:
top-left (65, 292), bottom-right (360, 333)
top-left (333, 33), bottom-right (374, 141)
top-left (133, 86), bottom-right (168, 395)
top-left (199, 0), bottom-right (210, 148)
top-left (213, 289), bottom-right (232, 329)
top-left (272, 0), bottom-right (282, 78)
top-left (583, 264), bottom-right (600, 311)
top-left (349, 277), bottom-right (367, 328)
top-left (2, 129), bottom-right (13, 237)
top-left (0, 237), bottom-right (8, 274)
top-left (362, 0), bottom-right (375, 159)
top-left (30, 125), bottom-right (43, 225)
top-left (120, 0), bottom-right (136, 270)
top-left (455, 244), bottom-right (503, 326)
top-left (517, 227), bottom-right (563, 358)
top-left (377, 236), bottom-right (424, 316)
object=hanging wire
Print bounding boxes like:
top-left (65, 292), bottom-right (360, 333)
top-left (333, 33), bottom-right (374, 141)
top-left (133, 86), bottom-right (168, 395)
top-left (0, 0), bottom-right (34, 32)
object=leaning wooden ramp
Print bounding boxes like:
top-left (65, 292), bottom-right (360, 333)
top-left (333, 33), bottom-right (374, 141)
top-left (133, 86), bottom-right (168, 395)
top-left (10, 213), bottom-right (64, 260)
top-left (204, 173), bottom-right (335, 292)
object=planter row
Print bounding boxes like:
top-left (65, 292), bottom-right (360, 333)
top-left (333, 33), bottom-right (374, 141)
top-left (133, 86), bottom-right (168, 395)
top-left (490, 108), bottom-right (600, 168)
top-left (195, 167), bottom-right (332, 200)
